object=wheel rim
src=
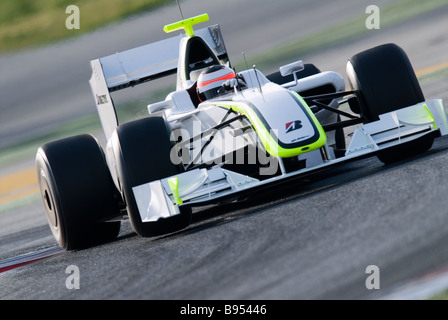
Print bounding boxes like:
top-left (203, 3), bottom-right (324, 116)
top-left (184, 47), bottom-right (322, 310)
top-left (38, 168), bottom-right (58, 229)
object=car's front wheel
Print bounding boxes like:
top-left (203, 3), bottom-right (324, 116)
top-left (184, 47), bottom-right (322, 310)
top-left (114, 117), bottom-right (192, 237)
top-left (347, 43), bottom-right (433, 164)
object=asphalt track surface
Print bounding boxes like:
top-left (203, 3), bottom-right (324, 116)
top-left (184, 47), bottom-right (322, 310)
top-left (1, 0), bottom-right (448, 301)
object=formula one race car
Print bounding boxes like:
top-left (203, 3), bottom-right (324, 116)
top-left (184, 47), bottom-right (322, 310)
top-left (36, 13), bottom-right (448, 250)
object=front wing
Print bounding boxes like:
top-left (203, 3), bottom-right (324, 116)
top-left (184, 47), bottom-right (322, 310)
top-left (133, 99), bottom-right (447, 223)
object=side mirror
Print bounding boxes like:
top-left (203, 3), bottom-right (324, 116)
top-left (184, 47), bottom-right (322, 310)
top-left (279, 60), bottom-right (304, 77)
top-left (279, 60), bottom-right (304, 87)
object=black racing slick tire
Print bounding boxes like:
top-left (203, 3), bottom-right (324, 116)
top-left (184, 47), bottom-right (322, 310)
top-left (347, 43), bottom-right (433, 164)
top-left (36, 134), bottom-right (121, 250)
top-left (115, 117), bottom-right (192, 237)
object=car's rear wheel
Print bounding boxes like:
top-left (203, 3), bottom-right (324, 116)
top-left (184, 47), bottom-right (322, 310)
top-left (115, 117), bottom-right (192, 237)
top-left (36, 134), bottom-right (121, 250)
top-left (347, 43), bottom-right (433, 164)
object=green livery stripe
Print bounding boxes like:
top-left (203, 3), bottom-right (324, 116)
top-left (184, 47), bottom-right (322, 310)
top-left (168, 177), bottom-right (183, 205)
top-left (211, 92), bottom-right (326, 158)
top-left (423, 104), bottom-right (436, 130)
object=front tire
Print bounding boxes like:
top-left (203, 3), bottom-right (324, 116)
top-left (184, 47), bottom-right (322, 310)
top-left (347, 43), bottom-right (433, 164)
top-left (36, 134), bottom-right (121, 250)
top-left (115, 117), bottom-right (191, 237)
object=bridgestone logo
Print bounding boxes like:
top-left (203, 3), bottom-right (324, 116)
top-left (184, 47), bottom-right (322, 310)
top-left (285, 120), bottom-right (302, 133)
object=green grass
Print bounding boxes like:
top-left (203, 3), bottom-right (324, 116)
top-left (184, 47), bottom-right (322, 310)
top-left (0, 112), bottom-right (101, 168)
top-left (429, 289), bottom-right (448, 300)
top-left (418, 67), bottom-right (448, 85)
top-left (0, 193), bottom-right (41, 214)
top-left (0, 0), bottom-right (172, 53)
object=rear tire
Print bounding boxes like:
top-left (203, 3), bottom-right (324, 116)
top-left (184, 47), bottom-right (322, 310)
top-left (115, 117), bottom-right (191, 237)
top-left (36, 134), bottom-right (121, 250)
top-left (346, 43), bottom-right (433, 164)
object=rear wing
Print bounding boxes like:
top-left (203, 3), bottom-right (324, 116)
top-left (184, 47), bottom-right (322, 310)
top-left (89, 25), bottom-right (229, 139)
top-left (91, 25), bottom-right (229, 93)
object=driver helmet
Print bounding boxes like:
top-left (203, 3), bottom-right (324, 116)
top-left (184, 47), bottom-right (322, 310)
top-left (197, 65), bottom-right (236, 102)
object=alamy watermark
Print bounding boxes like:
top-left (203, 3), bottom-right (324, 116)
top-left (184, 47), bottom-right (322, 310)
top-left (64, 264), bottom-right (381, 292)
top-left (65, 5), bottom-right (80, 30)
top-left (65, 5), bottom-right (380, 32)
top-left (366, 5), bottom-right (380, 30)
top-left (66, 265), bottom-right (80, 289)
top-left (365, 265), bottom-right (380, 290)
top-left (169, 122), bottom-right (281, 176)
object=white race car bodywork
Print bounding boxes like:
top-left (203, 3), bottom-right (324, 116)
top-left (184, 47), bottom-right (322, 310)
top-left (89, 15), bottom-right (448, 225)
top-left (135, 98), bottom-right (447, 222)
